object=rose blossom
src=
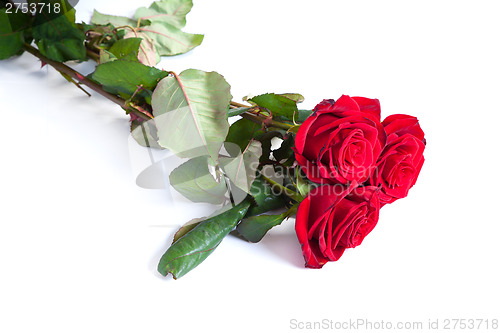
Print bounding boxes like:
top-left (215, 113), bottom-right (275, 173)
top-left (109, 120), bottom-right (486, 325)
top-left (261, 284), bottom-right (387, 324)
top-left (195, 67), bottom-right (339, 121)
top-left (295, 185), bottom-right (380, 268)
top-left (369, 114), bottom-right (426, 205)
top-left (294, 95), bottom-right (386, 186)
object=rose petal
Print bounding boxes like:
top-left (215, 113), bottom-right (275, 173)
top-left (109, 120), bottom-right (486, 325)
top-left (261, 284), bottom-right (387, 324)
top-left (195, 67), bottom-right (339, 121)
top-left (332, 95), bottom-right (361, 115)
top-left (352, 96), bottom-right (381, 121)
top-left (296, 195), bottom-right (329, 268)
top-left (383, 114), bottom-right (425, 143)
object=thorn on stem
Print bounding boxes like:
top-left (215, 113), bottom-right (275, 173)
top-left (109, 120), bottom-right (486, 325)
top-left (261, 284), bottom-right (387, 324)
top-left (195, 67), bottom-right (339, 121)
top-left (76, 73), bottom-right (85, 81)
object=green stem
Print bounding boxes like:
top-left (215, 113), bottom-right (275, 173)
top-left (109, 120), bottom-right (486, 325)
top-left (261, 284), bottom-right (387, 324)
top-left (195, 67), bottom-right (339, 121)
top-left (261, 174), bottom-right (304, 203)
top-left (22, 44), bottom-right (153, 121)
top-left (229, 101), bottom-right (249, 108)
top-left (230, 102), bottom-right (299, 133)
top-left (284, 204), bottom-right (299, 217)
top-left (23, 44), bottom-right (301, 129)
top-left (85, 48), bottom-right (100, 63)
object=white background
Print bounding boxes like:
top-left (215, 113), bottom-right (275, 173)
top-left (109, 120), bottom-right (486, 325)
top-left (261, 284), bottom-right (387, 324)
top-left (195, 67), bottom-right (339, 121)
top-left (1, 1), bottom-right (499, 332)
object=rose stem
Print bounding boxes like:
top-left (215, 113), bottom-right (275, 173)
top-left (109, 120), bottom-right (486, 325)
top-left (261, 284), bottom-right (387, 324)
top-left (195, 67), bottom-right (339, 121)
top-left (260, 174), bottom-right (303, 202)
top-left (22, 44), bottom-right (153, 121)
top-left (229, 101), bottom-right (299, 133)
top-left (23, 44), bottom-right (300, 130)
top-left (86, 48), bottom-right (100, 62)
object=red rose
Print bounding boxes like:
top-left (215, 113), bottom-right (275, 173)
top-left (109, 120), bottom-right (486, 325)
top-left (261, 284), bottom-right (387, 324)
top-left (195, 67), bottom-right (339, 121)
top-left (295, 185), bottom-right (380, 268)
top-left (370, 114), bottom-right (426, 205)
top-left (383, 114), bottom-right (426, 144)
top-left (294, 95), bottom-right (386, 185)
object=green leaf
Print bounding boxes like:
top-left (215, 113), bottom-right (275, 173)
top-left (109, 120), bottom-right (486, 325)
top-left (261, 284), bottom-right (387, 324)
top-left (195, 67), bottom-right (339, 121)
top-left (279, 93), bottom-right (304, 103)
top-left (130, 119), bottom-right (162, 149)
top-left (99, 49), bottom-right (117, 64)
top-left (297, 109), bottom-right (314, 123)
top-left (247, 93), bottom-right (299, 120)
top-left (92, 60), bottom-right (168, 97)
top-left (225, 120), bottom-right (284, 163)
top-left (281, 154), bottom-right (296, 167)
top-left (258, 130), bottom-right (285, 163)
top-left (32, 12), bottom-right (86, 62)
top-left (172, 217), bottom-right (204, 244)
top-left (221, 140), bottom-right (262, 195)
top-left (108, 37), bottom-right (142, 59)
top-left (246, 176), bottom-right (287, 217)
top-left (152, 69), bottom-right (232, 163)
top-left (83, 23), bottom-right (123, 48)
top-left (91, 10), bottom-right (137, 28)
top-left (236, 213), bottom-right (288, 243)
top-left (60, 1), bottom-right (77, 24)
top-left (124, 31), bottom-right (160, 66)
top-left (273, 134), bottom-right (294, 162)
top-left (169, 155), bottom-right (228, 204)
top-left (0, 9), bottom-right (29, 60)
top-left (158, 198), bottom-right (252, 279)
top-left (225, 118), bottom-right (264, 153)
top-left (91, 6), bottom-right (203, 58)
top-left (139, 21), bottom-right (203, 56)
top-left (134, 0), bottom-right (193, 29)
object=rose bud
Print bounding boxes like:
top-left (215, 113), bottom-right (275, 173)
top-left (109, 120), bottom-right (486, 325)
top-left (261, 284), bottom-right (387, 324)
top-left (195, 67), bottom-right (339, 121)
top-left (295, 185), bottom-right (380, 268)
top-left (294, 95), bottom-right (386, 185)
top-left (369, 114), bottom-right (426, 205)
